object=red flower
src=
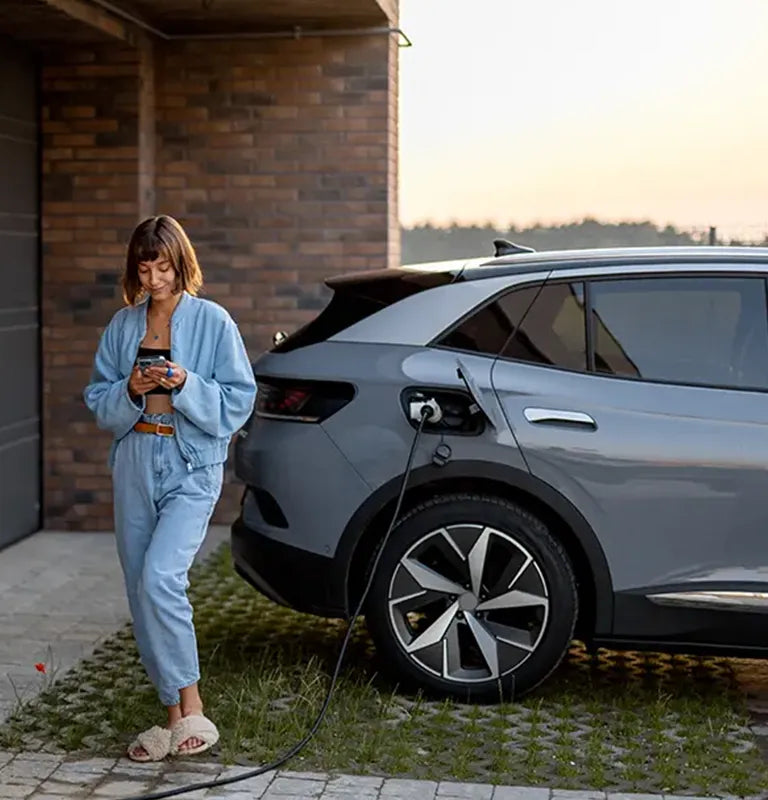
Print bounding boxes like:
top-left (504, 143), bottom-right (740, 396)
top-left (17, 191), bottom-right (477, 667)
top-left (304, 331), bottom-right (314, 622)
top-left (34, 663), bottom-right (46, 674)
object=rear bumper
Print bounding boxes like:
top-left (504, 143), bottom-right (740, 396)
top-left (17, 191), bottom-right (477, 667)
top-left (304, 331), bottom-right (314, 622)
top-left (231, 514), bottom-right (346, 617)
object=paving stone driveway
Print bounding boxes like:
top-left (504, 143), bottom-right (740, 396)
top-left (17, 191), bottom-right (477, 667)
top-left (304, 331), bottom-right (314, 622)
top-left (1, 750), bottom-right (757, 800)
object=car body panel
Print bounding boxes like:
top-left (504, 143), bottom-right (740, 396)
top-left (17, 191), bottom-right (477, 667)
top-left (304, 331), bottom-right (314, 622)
top-left (490, 360), bottom-right (768, 595)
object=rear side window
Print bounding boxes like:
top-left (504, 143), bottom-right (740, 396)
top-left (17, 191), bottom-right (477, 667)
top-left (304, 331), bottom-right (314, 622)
top-left (502, 282), bottom-right (587, 370)
top-left (591, 277), bottom-right (768, 389)
top-left (437, 285), bottom-right (540, 355)
top-left (436, 282), bottom-right (587, 367)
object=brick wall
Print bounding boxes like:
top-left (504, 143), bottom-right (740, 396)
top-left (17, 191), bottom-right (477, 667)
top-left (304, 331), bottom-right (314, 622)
top-left (40, 30), bottom-right (399, 531)
top-left (41, 44), bottom-right (148, 531)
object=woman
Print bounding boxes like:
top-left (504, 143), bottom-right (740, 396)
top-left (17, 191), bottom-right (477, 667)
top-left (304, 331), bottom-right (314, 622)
top-left (84, 215), bottom-right (257, 761)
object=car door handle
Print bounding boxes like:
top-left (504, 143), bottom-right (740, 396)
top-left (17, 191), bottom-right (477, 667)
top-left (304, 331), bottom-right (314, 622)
top-left (523, 407), bottom-right (597, 429)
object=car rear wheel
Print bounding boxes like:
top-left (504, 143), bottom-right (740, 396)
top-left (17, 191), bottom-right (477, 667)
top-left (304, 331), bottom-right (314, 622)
top-left (365, 493), bottom-right (578, 701)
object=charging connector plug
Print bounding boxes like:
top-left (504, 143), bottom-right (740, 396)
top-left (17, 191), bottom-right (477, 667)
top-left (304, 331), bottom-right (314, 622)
top-left (409, 397), bottom-right (442, 424)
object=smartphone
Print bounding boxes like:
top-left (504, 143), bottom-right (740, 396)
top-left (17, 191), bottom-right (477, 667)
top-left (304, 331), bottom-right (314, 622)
top-left (136, 354), bottom-right (167, 371)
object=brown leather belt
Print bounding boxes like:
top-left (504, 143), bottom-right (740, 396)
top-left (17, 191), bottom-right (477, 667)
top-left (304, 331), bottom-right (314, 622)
top-left (133, 421), bottom-right (175, 436)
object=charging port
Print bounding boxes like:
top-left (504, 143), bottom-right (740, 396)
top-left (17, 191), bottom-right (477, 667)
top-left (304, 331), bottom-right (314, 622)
top-left (401, 388), bottom-right (485, 435)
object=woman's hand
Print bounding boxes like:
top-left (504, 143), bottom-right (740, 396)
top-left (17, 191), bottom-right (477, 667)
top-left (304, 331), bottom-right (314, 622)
top-left (145, 360), bottom-right (187, 392)
top-left (128, 366), bottom-right (159, 398)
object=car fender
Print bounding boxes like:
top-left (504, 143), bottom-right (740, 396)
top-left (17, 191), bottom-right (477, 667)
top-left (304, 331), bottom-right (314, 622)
top-left (335, 459), bottom-right (615, 634)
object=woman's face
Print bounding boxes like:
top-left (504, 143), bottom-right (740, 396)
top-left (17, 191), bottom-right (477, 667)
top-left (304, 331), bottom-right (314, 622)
top-left (138, 256), bottom-right (176, 301)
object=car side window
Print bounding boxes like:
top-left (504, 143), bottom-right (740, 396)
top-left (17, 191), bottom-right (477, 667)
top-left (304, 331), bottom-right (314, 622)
top-left (590, 276), bottom-right (768, 389)
top-left (437, 285), bottom-right (541, 356)
top-left (437, 282), bottom-right (588, 369)
top-left (500, 282), bottom-right (587, 371)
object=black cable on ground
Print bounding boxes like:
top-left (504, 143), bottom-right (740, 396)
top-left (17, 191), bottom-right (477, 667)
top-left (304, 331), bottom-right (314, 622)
top-left (122, 406), bottom-right (432, 800)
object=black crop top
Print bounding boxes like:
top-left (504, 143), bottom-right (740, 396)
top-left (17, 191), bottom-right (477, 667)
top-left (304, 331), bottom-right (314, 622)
top-left (137, 346), bottom-right (172, 395)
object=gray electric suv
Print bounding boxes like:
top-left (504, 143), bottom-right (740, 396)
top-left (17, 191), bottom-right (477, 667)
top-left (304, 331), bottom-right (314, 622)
top-left (232, 242), bottom-right (768, 700)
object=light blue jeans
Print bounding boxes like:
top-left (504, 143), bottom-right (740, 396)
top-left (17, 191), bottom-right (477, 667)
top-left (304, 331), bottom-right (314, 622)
top-left (112, 412), bottom-right (223, 706)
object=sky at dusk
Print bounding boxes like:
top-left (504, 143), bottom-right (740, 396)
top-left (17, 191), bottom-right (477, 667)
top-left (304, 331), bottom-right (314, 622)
top-left (397, 0), bottom-right (768, 238)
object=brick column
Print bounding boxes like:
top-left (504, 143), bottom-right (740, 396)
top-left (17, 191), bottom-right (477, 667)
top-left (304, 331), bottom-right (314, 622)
top-left (386, 31), bottom-right (400, 268)
top-left (41, 43), bottom-right (152, 530)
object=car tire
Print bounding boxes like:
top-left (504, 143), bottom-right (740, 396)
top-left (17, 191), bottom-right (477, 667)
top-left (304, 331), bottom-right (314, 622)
top-left (364, 493), bottom-right (577, 701)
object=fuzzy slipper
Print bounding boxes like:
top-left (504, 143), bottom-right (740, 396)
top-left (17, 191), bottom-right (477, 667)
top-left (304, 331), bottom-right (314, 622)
top-left (127, 725), bottom-right (172, 762)
top-left (170, 714), bottom-right (220, 757)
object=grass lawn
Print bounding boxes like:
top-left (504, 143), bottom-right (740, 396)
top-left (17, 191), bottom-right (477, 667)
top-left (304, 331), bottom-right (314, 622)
top-left (1, 543), bottom-right (766, 797)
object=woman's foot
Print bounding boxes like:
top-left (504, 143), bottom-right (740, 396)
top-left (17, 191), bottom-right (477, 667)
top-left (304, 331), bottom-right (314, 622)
top-left (169, 712), bottom-right (219, 757)
top-left (126, 700), bottom-right (185, 760)
top-left (128, 743), bottom-right (148, 761)
top-left (175, 707), bottom-right (206, 753)
top-left (175, 686), bottom-right (207, 754)
top-left (127, 726), bottom-right (172, 762)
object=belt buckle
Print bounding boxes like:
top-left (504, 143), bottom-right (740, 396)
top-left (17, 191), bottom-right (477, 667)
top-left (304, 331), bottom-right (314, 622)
top-left (155, 423), bottom-right (174, 437)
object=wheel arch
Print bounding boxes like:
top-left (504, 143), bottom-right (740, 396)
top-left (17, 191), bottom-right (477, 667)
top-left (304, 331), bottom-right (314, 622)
top-left (336, 460), bottom-right (614, 638)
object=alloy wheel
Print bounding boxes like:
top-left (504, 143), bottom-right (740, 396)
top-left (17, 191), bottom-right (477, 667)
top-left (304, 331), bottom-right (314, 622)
top-left (387, 523), bottom-right (550, 683)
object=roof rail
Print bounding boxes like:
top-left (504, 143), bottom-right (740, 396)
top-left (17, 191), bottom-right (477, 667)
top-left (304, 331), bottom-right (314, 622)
top-left (493, 238), bottom-right (536, 256)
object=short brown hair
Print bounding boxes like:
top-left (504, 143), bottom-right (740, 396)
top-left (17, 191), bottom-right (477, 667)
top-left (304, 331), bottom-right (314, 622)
top-left (122, 215), bottom-right (203, 305)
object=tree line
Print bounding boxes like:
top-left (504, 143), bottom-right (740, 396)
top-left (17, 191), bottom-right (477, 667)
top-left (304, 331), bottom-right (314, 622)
top-left (400, 219), bottom-right (766, 264)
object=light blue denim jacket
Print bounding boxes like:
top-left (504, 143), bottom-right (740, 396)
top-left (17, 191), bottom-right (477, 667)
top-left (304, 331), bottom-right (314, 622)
top-left (83, 291), bottom-right (257, 470)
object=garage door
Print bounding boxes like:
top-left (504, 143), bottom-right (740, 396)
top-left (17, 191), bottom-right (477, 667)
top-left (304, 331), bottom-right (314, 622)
top-left (0, 40), bottom-right (40, 549)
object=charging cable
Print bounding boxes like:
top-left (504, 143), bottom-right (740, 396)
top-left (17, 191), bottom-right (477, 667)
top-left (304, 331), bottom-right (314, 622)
top-left (122, 403), bottom-right (435, 800)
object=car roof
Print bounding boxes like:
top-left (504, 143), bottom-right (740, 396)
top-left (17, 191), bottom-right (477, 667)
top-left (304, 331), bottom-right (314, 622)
top-left (404, 245), bottom-right (768, 281)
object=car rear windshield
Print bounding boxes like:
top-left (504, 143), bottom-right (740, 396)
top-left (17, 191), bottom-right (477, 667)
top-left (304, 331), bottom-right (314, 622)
top-left (272, 268), bottom-right (457, 352)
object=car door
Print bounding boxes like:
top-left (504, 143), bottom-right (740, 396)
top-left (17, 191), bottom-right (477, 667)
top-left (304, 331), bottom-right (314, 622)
top-left (488, 267), bottom-right (768, 642)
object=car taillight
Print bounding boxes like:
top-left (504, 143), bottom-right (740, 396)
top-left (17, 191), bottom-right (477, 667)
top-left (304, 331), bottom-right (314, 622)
top-left (255, 379), bottom-right (355, 423)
